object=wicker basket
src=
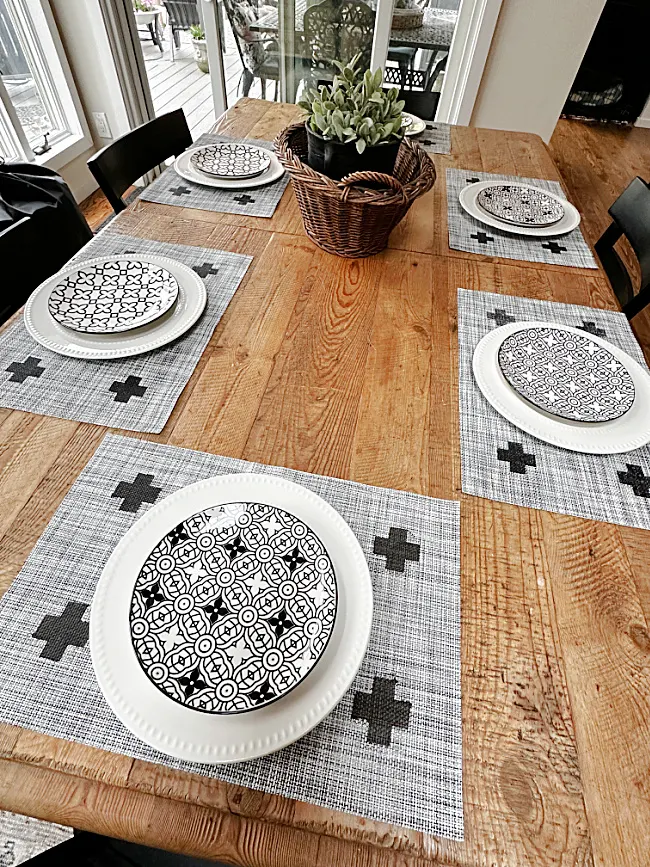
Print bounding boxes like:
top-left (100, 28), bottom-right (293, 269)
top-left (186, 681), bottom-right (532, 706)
top-left (274, 123), bottom-right (436, 258)
top-left (391, 7), bottom-right (424, 29)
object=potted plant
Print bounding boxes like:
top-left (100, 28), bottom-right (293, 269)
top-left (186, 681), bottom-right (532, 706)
top-left (392, 0), bottom-right (424, 30)
top-left (298, 54), bottom-right (405, 181)
top-left (190, 24), bottom-right (209, 74)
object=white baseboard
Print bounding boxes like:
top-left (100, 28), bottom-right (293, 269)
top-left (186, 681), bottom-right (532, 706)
top-left (635, 115), bottom-right (650, 129)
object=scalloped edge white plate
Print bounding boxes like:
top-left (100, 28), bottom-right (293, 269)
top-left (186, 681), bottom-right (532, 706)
top-left (473, 321), bottom-right (650, 454)
top-left (174, 147), bottom-right (285, 190)
top-left (402, 113), bottom-right (426, 136)
top-left (24, 254), bottom-right (206, 360)
top-left (90, 473), bottom-right (373, 763)
top-left (460, 181), bottom-right (581, 237)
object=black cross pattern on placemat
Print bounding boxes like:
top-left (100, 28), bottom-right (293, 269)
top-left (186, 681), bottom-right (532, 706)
top-left (32, 601), bottom-right (89, 661)
top-left (6, 356), bottom-right (45, 384)
top-left (123, 250), bottom-right (137, 255)
top-left (112, 473), bottom-right (162, 512)
top-left (487, 309), bottom-right (516, 327)
top-left (420, 139), bottom-right (434, 147)
top-left (169, 185), bottom-right (191, 197)
top-left (193, 262), bottom-right (219, 279)
top-left (618, 464), bottom-right (650, 498)
top-left (497, 441), bottom-right (537, 474)
top-left (541, 241), bottom-right (567, 255)
top-left (373, 527), bottom-right (421, 572)
top-left (109, 375), bottom-right (147, 403)
top-left (352, 677), bottom-right (412, 746)
top-left (233, 194), bottom-right (255, 205)
top-left (466, 177), bottom-right (481, 184)
top-left (472, 231), bottom-right (494, 245)
top-left (578, 320), bottom-right (607, 338)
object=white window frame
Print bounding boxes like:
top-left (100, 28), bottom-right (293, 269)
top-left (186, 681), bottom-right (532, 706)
top-left (0, 0), bottom-right (91, 167)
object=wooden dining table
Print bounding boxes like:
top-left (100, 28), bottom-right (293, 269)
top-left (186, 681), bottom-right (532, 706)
top-left (0, 98), bottom-right (648, 867)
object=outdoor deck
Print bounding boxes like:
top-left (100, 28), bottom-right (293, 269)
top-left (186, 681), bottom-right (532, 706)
top-left (140, 22), bottom-right (270, 139)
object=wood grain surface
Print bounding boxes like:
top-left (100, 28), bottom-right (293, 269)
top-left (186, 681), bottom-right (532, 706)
top-left (0, 98), bottom-right (648, 867)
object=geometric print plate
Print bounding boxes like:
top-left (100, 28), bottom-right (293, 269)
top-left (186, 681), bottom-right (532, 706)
top-left (476, 184), bottom-right (565, 227)
top-left (189, 143), bottom-right (271, 179)
top-left (47, 258), bottom-right (179, 334)
top-left (0, 434), bottom-right (462, 839)
top-left (131, 502), bottom-right (337, 714)
top-left (498, 326), bottom-right (636, 422)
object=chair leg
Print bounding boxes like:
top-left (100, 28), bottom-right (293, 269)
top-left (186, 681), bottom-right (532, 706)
top-left (260, 78), bottom-right (267, 99)
top-left (174, 28), bottom-right (181, 49)
top-left (274, 79), bottom-right (279, 101)
top-left (242, 68), bottom-right (254, 97)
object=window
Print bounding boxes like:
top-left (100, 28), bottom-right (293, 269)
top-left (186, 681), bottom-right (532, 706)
top-left (0, 0), bottom-right (90, 165)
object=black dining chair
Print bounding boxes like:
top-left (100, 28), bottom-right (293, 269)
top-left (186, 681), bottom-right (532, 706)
top-left (595, 176), bottom-right (650, 320)
top-left (87, 109), bottom-right (192, 215)
top-left (1, 204), bottom-right (92, 325)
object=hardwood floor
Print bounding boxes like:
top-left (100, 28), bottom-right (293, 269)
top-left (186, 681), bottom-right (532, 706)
top-left (80, 115), bottom-right (650, 349)
top-left (549, 118), bottom-right (650, 354)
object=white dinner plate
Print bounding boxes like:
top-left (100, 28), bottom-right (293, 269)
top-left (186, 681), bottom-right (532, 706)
top-left (174, 147), bottom-right (285, 190)
top-left (90, 473), bottom-right (373, 763)
top-left (460, 181), bottom-right (581, 237)
top-left (402, 113), bottom-right (426, 136)
top-left (24, 254), bottom-right (206, 360)
top-left (472, 321), bottom-right (650, 454)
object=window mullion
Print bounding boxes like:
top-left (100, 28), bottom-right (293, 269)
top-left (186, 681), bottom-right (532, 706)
top-left (0, 75), bottom-right (35, 160)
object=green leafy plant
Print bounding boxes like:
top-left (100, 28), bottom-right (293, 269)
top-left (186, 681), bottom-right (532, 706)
top-left (133, 0), bottom-right (156, 11)
top-left (190, 24), bottom-right (205, 39)
top-left (298, 54), bottom-right (405, 154)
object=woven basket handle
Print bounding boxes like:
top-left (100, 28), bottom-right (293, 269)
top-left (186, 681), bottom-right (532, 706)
top-left (338, 171), bottom-right (408, 205)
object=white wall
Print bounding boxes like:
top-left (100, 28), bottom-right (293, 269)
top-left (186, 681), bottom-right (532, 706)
top-left (470, 0), bottom-right (608, 142)
top-left (50, 0), bottom-right (130, 201)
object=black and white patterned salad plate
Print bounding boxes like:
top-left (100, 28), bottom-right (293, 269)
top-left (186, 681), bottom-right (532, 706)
top-left (459, 181), bottom-right (581, 237)
top-left (476, 184), bottom-right (565, 227)
top-left (47, 259), bottom-right (179, 334)
top-left (497, 326), bottom-right (636, 422)
top-left (24, 255), bottom-right (206, 360)
top-left (189, 143), bottom-right (271, 179)
top-left (473, 321), bottom-right (650, 454)
top-left (174, 147), bottom-right (285, 191)
top-left (130, 501), bottom-right (338, 714)
top-left (90, 473), bottom-right (373, 762)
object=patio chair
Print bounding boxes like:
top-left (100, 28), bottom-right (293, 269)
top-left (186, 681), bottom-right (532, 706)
top-left (595, 176), bottom-right (650, 320)
top-left (303, 0), bottom-right (374, 83)
top-left (87, 109), bottom-right (192, 214)
top-left (163, 0), bottom-right (200, 57)
top-left (221, 0), bottom-right (281, 98)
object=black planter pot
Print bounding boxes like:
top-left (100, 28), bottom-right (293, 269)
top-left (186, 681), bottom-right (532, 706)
top-left (305, 124), bottom-right (401, 181)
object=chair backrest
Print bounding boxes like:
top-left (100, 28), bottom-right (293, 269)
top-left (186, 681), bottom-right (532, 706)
top-left (609, 176), bottom-right (650, 286)
top-left (87, 109), bottom-right (192, 214)
top-left (162, 0), bottom-right (200, 30)
top-left (1, 211), bottom-right (90, 324)
top-left (303, 0), bottom-right (374, 73)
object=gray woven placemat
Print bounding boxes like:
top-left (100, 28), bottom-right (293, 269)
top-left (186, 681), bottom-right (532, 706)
top-left (416, 121), bottom-right (451, 155)
top-left (0, 434), bottom-right (463, 840)
top-left (459, 287), bottom-right (650, 529)
top-left (0, 812), bottom-right (72, 865)
top-left (447, 169), bottom-right (597, 269)
top-left (0, 230), bottom-right (251, 433)
top-left (139, 134), bottom-right (290, 218)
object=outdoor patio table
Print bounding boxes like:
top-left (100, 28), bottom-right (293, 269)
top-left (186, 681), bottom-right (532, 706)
top-left (0, 98), bottom-right (646, 867)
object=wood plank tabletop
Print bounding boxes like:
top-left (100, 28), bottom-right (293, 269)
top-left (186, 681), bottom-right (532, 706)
top-left (0, 97), bottom-right (648, 867)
